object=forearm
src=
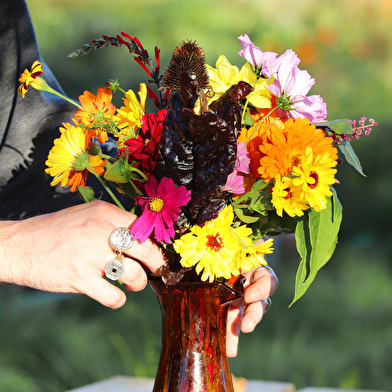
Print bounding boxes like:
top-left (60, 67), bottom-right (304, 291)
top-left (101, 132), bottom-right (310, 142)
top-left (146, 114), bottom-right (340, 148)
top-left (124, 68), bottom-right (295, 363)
top-left (0, 202), bottom-right (165, 308)
top-left (0, 220), bottom-right (27, 285)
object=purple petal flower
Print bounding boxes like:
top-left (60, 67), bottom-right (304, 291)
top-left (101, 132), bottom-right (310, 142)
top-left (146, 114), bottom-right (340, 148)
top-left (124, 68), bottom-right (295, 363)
top-left (130, 176), bottom-right (191, 243)
top-left (222, 142), bottom-right (250, 194)
top-left (266, 50), bottom-right (327, 122)
top-left (238, 34), bottom-right (277, 77)
top-left (268, 49), bottom-right (300, 75)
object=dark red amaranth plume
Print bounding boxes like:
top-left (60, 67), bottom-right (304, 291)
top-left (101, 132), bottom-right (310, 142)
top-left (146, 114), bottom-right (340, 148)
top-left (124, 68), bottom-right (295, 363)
top-left (163, 40), bottom-right (210, 92)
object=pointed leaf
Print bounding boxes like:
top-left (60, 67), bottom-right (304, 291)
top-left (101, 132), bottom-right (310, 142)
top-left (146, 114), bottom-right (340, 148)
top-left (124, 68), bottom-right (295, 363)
top-left (339, 141), bottom-right (366, 176)
top-left (318, 118), bottom-right (353, 135)
top-left (290, 190), bottom-right (342, 305)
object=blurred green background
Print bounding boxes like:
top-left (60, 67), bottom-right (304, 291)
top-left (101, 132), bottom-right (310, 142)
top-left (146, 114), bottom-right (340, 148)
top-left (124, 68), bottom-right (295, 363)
top-left (1, 0), bottom-right (392, 391)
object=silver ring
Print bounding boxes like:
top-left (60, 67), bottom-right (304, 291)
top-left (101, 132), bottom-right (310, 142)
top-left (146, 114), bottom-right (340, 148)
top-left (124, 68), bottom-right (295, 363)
top-left (109, 227), bottom-right (134, 252)
top-left (251, 265), bottom-right (274, 284)
top-left (105, 253), bottom-right (125, 281)
top-left (105, 227), bottom-right (132, 281)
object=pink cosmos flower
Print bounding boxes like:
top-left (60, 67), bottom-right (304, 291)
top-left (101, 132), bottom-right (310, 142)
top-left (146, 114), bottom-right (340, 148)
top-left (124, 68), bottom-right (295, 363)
top-left (238, 34), bottom-right (277, 77)
top-left (130, 176), bottom-right (191, 243)
top-left (268, 49), bottom-right (300, 75)
top-left (266, 52), bottom-right (327, 123)
top-left (222, 141), bottom-right (250, 194)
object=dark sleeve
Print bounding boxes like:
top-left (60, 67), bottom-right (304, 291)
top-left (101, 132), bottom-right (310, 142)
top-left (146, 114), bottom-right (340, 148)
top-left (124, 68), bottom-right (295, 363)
top-left (0, 0), bottom-right (83, 219)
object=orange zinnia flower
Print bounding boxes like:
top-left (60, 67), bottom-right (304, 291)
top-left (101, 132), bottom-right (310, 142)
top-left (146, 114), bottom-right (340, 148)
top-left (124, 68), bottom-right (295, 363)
top-left (74, 87), bottom-right (116, 144)
top-left (240, 117), bottom-right (338, 183)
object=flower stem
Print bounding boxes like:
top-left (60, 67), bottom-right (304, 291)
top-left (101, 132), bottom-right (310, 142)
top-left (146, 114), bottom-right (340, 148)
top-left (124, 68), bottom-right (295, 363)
top-left (87, 164), bottom-right (126, 210)
top-left (245, 105), bottom-right (278, 145)
top-left (45, 85), bottom-right (96, 117)
top-left (241, 74), bottom-right (260, 126)
top-left (118, 87), bottom-right (145, 116)
top-left (229, 226), bottom-right (249, 249)
top-left (45, 84), bottom-right (116, 133)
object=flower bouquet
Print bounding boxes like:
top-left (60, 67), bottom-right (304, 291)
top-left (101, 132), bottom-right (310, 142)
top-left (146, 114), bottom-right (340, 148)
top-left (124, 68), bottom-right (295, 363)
top-left (19, 33), bottom-right (376, 304)
top-left (19, 32), bottom-right (377, 391)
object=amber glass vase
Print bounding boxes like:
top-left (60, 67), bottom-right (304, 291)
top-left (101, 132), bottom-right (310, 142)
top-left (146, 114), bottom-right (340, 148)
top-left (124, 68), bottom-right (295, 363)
top-left (149, 277), bottom-right (244, 392)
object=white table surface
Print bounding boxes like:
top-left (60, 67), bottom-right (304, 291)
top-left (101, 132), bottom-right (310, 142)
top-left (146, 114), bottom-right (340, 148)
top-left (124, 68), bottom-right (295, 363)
top-left (67, 376), bottom-right (389, 392)
top-left (67, 376), bottom-right (295, 392)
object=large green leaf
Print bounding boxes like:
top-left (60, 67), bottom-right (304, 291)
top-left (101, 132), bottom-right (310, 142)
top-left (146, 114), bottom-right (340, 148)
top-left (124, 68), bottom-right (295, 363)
top-left (339, 141), bottom-right (366, 176)
top-left (290, 188), bottom-right (343, 306)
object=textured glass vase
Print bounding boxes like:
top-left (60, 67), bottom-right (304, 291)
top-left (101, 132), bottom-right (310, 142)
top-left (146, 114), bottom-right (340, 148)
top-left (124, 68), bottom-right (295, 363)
top-left (149, 276), bottom-right (244, 392)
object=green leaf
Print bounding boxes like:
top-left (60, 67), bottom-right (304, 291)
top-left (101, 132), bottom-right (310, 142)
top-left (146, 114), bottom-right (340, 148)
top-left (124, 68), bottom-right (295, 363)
top-left (338, 141), bottom-right (366, 176)
top-left (318, 118), bottom-right (353, 135)
top-left (78, 186), bottom-right (97, 203)
top-left (251, 179), bottom-right (270, 193)
top-left (290, 189), bottom-right (343, 306)
top-left (234, 206), bottom-right (260, 224)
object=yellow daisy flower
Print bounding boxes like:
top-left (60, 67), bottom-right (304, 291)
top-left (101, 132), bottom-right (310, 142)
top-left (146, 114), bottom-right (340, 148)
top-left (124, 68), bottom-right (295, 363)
top-left (271, 175), bottom-right (309, 217)
top-left (115, 83), bottom-right (147, 130)
top-left (292, 147), bottom-right (337, 211)
top-left (234, 238), bottom-right (274, 272)
top-left (206, 55), bottom-right (272, 109)
top-left (45, 125), bottom-right (104, 192)
top-left (173, 205), bottom-right (243, 282)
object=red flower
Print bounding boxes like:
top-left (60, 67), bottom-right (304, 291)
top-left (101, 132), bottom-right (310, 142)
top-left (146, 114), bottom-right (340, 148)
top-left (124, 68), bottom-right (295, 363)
top-left (123, 109), bottom-right (167, 172)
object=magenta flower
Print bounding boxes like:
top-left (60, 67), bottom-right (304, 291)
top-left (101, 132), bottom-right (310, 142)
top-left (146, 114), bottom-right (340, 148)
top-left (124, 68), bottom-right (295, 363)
top-left (130, 176), bottom-right (191, 243)
top-left (222, 141), bottom-right (250, 194)
top-left (238, 34), bottom-right (277, 77)
top-left (266, 52), bottom-right (327, 123)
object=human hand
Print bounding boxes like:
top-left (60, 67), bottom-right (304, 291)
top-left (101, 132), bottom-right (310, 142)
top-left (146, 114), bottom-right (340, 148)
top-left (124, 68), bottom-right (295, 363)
top-left (226, 265), bottom-right (279, 357)
top-left (0, 201), bottom-right (165, 308)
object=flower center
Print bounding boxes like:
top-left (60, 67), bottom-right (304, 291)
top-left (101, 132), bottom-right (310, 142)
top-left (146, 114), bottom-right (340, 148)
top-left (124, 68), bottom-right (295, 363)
top-left (144, 138), bottom-right (150, 146)
top-left (291, 155), bottom-right (301, 167)
top-left (149, 197), bottom-right (164, 212)
top-left (308, 171), bottom-right (319, 189)
top-left (206, 234), bottom-right (223, 252)
top-left (284, 188), bottom-right (292, 199)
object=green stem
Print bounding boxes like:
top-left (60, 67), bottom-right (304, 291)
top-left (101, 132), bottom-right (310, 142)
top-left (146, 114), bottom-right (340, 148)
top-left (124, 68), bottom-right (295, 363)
top-left (47, 85), bottom-right (117, 135)
top-left (229, 226), bottom-right (249, 249)
top-left (118, 87), bottom-right (145, 116)
top-left (45, 86), bottom-right (96, 118)
top-left (87, 164), bottom-right (125, 210)
top-left (245, 105), bottom-right (279, 145)
top-left (241, 75), bottom-right (260, 126)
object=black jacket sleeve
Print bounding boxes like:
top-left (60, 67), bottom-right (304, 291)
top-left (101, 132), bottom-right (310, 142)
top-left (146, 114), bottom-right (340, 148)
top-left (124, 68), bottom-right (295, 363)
top-left (0, 0), bottom-right (82, 219)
